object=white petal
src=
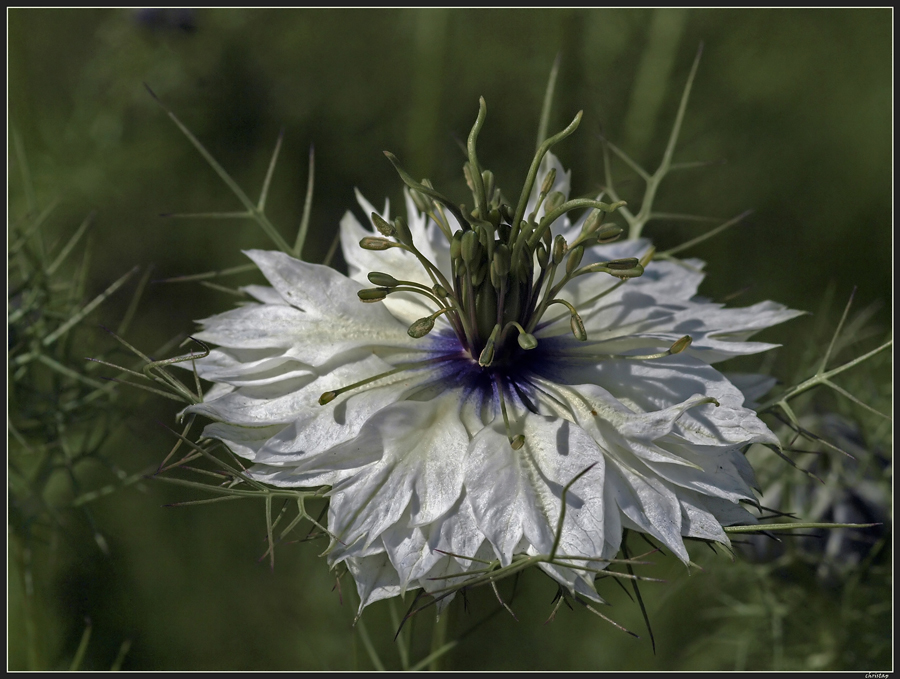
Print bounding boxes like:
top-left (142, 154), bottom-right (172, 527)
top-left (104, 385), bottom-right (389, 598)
top-left (200, 421), bottom-right (285, 460)
top-left (194, 347), bottom-right (313, 386)
top-left (242, 462), bottom-right (347, 488)
top-left (546, 352), bottom-right (778, 448)
top-left (194, 250), bottom-right (422, 366)
top-left (380, 493), bottom-right (484, 592)
top-left (325, 391), bottom-right (470, 558)
top-left (605, 463), bottom-right (688, 562)
top-left (724, 372), bottom-right (778, 409)
top-left (678, 492), bottom-right (730, 543)
top-left (466, 414), bottom-right (607, 567)
top-left (346, 550), bottom-right (402, 615)
top-left (339, 193), bottom-right (443, 324)
top-left (644, 442), bottom-right (758, 503)
top-left (549, 242), bottom-right (803, 362)
top-left (191, 354), bottom-right (438, 456)
top-left (241, 284), bottom-right (288, 306)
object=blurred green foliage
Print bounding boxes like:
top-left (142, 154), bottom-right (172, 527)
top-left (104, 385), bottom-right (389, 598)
top-left (8, 8), bottom-right (891, 670)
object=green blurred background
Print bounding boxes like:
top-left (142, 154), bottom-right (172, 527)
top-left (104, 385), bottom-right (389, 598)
top-left (8, 8), bottom-right (891, 670)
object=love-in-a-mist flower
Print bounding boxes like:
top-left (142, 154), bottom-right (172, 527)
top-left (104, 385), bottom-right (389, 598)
top-left (187, 101), bottom-right (801, 614)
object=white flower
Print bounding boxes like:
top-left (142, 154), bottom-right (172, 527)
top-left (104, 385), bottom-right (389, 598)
top-left (186, 140), bottom-right (801, 615)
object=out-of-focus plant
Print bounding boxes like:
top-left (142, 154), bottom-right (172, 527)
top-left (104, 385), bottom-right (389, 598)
top-left (7, 133), bottom-right (161, 671)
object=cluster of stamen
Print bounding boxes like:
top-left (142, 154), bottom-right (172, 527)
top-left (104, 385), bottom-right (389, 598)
top-left (355, 99), bottom-right (649, 365)
top-left (321, 99), bottom-right (693, 447)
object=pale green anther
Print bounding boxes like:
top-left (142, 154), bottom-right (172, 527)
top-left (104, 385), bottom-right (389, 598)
top-left (482, 170), bottom-right (495, 202)
top-left (605, 257), bottom-right (640, 270)
top-left (565, 245), bottom-right (584, 275)
top-left (598, 258), bottom-right (645, 279)
top-left (357, 287), bottom-right (389, 302)
top-left (487, 207), bottom-right (501, 228)
top-left (478, 324), bottom-right (501, 367)
top-left (580, 258), bottom-right (644, 279)
top-left (360, 237), bottom-right (397, 251)
top-left (450, 231), bottom-right (463, 261)
top-left (407, 316), bottom-right (435, 338)
top-left (490, 260), bottom-right (502, 289)
top-left (594, 223), bottom-right (624, 243)
top-left (545, 191), bottom-right (566, 215)
top-left (461, 230), bottom-right (480, 264)
top-left (540, 167), bottom-right (557, 196)
top-left (510, 434), bottom-right (526, 450)
top-left (517, 332), bottom-right (538, 350)
top-left (393, 216), bottom-right (412, 244)
top-left (570, 310), bottom-right (587, 341)
top-left (581, 209), bottom-right (603, 235)
top-left (432, 284), bottom-right (448, 297)
top-left (410, 188), bottom-right (431, 215)
top-left (552, 234), bottom-right (567, 265)
top-left (519, 220), bottom-right (534, 241)
top-left (371, 212), bottom-right (395, 237)
top-left (536, 242), bottom-right (550, 269)
top-left (367, 271), bottom-right (400, 287)
top-left (669, 335), bottom-right (693, 354)
top-left (319, 391), bottom-right (337, 405)
top-left (614, 265), bottom-right (644, 279)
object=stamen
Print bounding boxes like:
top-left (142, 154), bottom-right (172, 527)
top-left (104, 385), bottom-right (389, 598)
top-left (497, 321), bottom-right (537, 350)
top-left (511, 322), bottom-right (538, 350)
top-left (478, 324), bottom-right (501, 367)
top-left (388, 284), bottom-right (447, 309)
top-left (575, 258), bottom-right (644, 280)
top-left (528, 198), bottom-right (626, 250)
top-left (392, 215), bottom-right (412, 245)
top-left (407, 309), bottom-right (450, 338)
top-left (545, 299), bottom-right (587, 341)
top-left (357, 288), bottom-right (389, 303)
top-left (318, 359), bottom-right (437, 405)
top-left (359, 236), bottom-right (400, 251)
top-left (560, 335), bottom-right (695, 362)
top-left (530, 168), bottom-right (557, 220)
top-left (367, 271), bottom-right (400, 287)
top-left (493, 375), bottom-right (525, 450)
top-left (370, 213), bottom-right (395, 237)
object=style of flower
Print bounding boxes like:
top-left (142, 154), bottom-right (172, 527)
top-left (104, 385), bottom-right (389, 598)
top-left (186, 103), bottom-right (801, 614)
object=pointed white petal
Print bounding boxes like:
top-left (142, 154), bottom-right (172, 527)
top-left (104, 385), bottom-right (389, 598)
top-left (346, 550), bottom-right (402, 615)
top-left (466, 414), bottom-right (607, 567)
top-left (606, 463), bottom-right (689, 562)
top-left (325, 391), bottom-right (470, 559)
top-left (195, 273), bottom-right (420, 368)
